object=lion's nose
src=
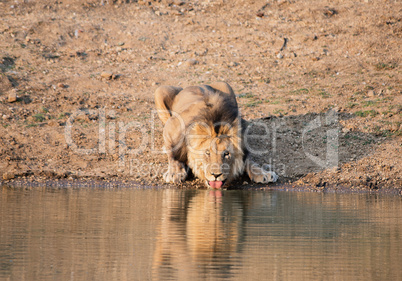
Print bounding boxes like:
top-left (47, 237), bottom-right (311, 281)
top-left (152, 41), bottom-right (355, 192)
top-left (211, 173), bottom-right (222, 179)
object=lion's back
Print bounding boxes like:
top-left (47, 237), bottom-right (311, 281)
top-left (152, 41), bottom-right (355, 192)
top-left (171, 85), bottom-right (239, 126)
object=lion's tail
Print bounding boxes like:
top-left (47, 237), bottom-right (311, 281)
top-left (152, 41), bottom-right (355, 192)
top-left (154, 86), bottom-right (183, 124)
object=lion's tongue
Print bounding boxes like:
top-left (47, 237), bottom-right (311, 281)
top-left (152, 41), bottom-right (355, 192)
top-left (209, 181), bottom-right (223, 189)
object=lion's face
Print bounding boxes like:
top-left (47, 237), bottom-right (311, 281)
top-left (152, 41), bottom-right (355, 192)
top-left (187, 121), bottom-right (244, 188)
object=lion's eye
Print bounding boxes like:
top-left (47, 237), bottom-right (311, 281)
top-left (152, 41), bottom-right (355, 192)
top-left (223, 151), bottom-right (230, 158)
top-left (205, 150), bottom-right (210, 156)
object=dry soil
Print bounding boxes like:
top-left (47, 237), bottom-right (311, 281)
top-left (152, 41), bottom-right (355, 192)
top-left (0, 0), bottom-right (401, 192)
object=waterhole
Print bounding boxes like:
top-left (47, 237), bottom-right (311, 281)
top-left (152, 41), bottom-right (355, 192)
top-left (1, 187), bottom-right (401, 280)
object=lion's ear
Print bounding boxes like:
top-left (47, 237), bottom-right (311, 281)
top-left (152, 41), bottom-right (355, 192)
top-left (227, 117), bottom-right (241, 137)
top-left (226, 118), bottom-right (243, 150)
top-left (187, 122), bottom-right (213, 148)
top-left (190, 121), bottom-right (213, 136)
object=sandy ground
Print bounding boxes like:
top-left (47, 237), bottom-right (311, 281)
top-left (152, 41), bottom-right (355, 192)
top-left (0, 0), bottom-right (401, 191)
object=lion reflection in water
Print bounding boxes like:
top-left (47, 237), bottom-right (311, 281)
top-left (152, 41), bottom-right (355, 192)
top-left (152, 190), bottom-right (249, 279)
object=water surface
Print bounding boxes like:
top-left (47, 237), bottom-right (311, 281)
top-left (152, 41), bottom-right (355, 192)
top-left (1, 187), bottom-right (401, 280)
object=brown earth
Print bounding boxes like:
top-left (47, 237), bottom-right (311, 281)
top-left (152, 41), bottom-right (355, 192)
top-left (0, 0), bottom-right (401, 191)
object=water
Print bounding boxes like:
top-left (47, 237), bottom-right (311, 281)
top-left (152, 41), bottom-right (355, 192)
top-left (1, 187), bottom-right (401, 281)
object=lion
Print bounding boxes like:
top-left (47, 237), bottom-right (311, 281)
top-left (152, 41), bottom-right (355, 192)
top-left (155, 82), bottom-right (278, 188)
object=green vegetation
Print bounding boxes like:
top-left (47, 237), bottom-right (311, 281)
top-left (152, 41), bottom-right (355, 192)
top-left (346, 102), bottom-right (358, 108)
top-left (318, 91), bottom-right (331, 98)
top-left (273, 109), bottom-right (287, 115)
top-left (375, 62), bottom-right (397, 70)
top-left (25, 123), bottom-right (38, 128)
top-left (245, 100), bottom-right (262, 107)
top-left (355, 110), bottom-right (378, 118)
top-left (373, 126), bottom-right (393, 137)
top-left (291, 88), bottom-right (309, 95)
top-left (238, 92), bottom-right (254, 98)
top-left (33, 113), bottom-right (45, 122)
top-left (361, 100), bottom-right (377, 107)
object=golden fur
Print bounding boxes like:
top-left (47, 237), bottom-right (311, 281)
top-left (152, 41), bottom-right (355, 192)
top-left (155, 82), bottom-right (278, 188)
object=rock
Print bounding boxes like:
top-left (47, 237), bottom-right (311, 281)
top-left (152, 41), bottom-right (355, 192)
top-left (0, 73), bottom-right (13, 94)
top-left (184, 59), bottom-right (198, 67)
top-left (57, 83), bottom-right (66, 88)
top-left (186, 19), bottom-right (195, 25)
top-left (323, 7), bottom-right (337, 17)
top-left (101, 71), bottom-right (113, 79)
top-left (172, 10), bottom-right (183, 16)
top-left (7, 90), bottom-right (17, 103)
top-left (368, 90), bottom-right (375, 97)
top-left (3, 172), bottom-right (15, 180)
top-left (48, 120), bottom-right (59, 127)
top-left (276, 53), bottom-right (284, 59)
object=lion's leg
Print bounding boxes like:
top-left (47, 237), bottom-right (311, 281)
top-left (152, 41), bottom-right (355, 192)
top-left (162, 117), bottom-right (188, 184)
top-left (154, 86), bottom-right (183, 124)
top-left (245, 158), bottom-right (278, 183)
top-left (163, 154), bottom-right (188, 184)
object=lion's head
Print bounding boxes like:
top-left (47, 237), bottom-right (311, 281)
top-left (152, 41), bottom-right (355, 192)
top-left (186, 119), bottom-right (244, 188)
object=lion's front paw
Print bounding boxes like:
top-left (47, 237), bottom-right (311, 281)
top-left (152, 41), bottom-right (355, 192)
top-left (163, 162), bottom-right (187, 184)
top-left (263, 171), bottom-right (278, 183)
top-left (250, 170), bottom-right (278, 183)
top-left (247, 161), bottom-right (279, 184)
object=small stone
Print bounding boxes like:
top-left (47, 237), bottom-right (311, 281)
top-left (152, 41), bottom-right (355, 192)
top-left (184, 59), bottom-right (198, 67)
top-left (186, 19), bottom-right (195, 25)
top-left (323, 7), bottom-right (337, 17)
top-left (256, 12), bottom-right (264, 18)
top-left (7, 90), bottom-right (17, 103)
top-left (276, 53), bottom-right (284, 59)
top-left (48, 120), bottom-right (58, 127)
top-left (368, 90), bottom-right (375, 97)
top-left (172, 10), bottom-right (183, 16)
top-left (3, 172), bottom-right (15, 180)
top-left (57, 83), bottom-right (66, 88)
top-left (101, 71), bottom-right (113, 79)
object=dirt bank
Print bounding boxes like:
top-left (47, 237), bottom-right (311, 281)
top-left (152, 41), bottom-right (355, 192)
top-left (0, 0), bottom-right (401, 190)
